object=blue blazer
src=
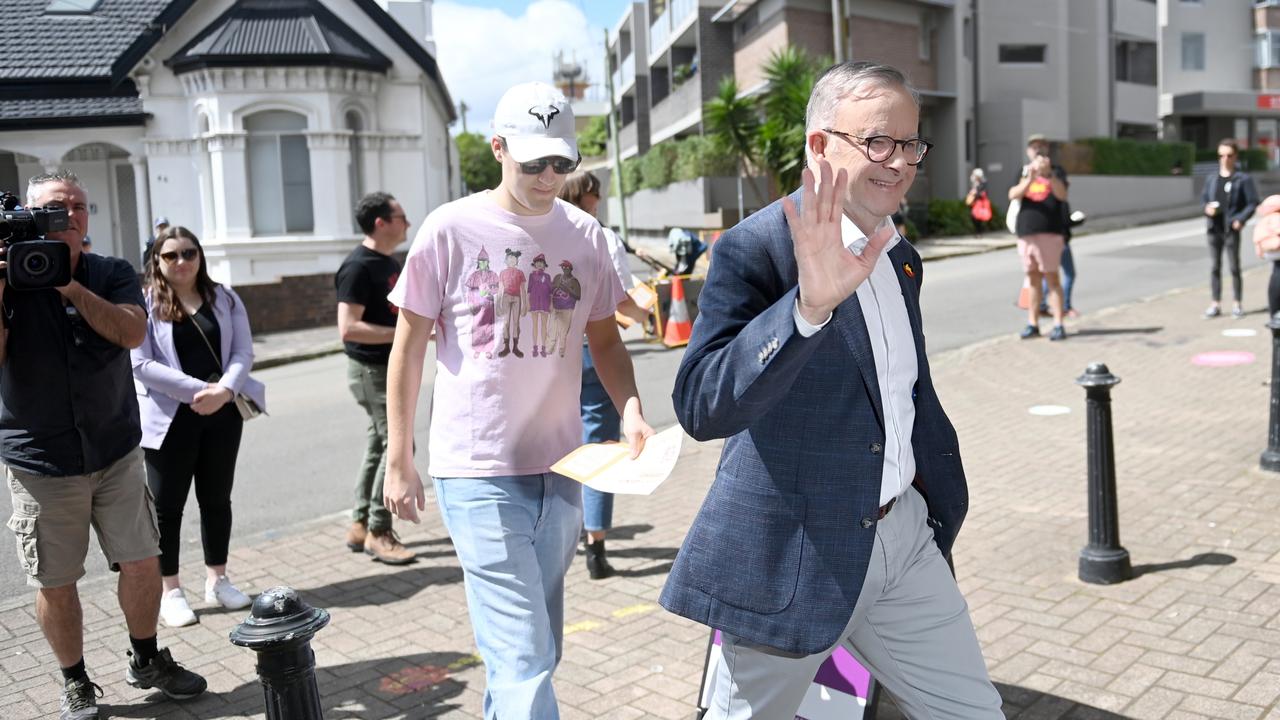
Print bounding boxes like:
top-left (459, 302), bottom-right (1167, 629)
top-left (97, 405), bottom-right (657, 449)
top-left (659, 190), bottom-right (968, 656)
top-left (131, 285), bottom-right (266, 449)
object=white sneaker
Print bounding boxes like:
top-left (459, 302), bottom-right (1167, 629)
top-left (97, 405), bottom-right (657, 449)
top-left (159, 588), bottom-right (197, 628)
top-left (205, 575), bottom-right (252, 610)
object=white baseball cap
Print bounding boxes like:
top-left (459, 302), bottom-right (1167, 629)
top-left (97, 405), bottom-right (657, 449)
top-left (492, 82), bottom-right (578, 163)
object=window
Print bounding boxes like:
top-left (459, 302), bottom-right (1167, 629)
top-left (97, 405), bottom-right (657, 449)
top-left (45, 0), bottom-right (101, 13)
top-left (998, 44), bottom-right (1046, 64)
top-left (346, 111), bottom-right (364, 233)
top-left (1115, 40), bottom-right (1157, 85)
top-left (245, 110), bottom-right (313, 234)
top-left (1182, 32), bottom-right (1206, 71)
top-left (1258, 31), bottom-right (1280, 69)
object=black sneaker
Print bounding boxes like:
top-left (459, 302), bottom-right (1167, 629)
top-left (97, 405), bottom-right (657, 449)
top-left (125, 648), bottom-right (207, 700)
top-left (60, 677), bottom-right (102, 720)
top-left (1019, 324), bottom-right (1040, 339)
top-left (1049, 325), bottom-right (1067, 341)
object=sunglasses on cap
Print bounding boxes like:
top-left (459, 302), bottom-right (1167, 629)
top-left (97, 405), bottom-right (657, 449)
top-left (516, 155), bottom-right (581, 175)
top-left (159, 248), bottom-right (200, 263)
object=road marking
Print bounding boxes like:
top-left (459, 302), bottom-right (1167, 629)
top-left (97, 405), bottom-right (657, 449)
top-left (1223, 328), bottom-right (1258, 337)
top-left (612, 603), bottom-right (659, 619)
top-left (1029, 405), bottom-right (1071, 416)
top-left (1120, 231), bottom-right (1205, 248)
top-left (564, 620), bottom-right (603, 635)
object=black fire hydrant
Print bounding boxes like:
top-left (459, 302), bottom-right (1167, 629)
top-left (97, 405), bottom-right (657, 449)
top-left (1261, 313), bottom-right (1280, 472)
top-left (1075, 363), bottom-right (1132, 584)
top-left (230, 586), bottom-right (330, 720)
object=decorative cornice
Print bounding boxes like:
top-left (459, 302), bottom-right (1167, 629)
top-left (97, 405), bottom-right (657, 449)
top-left (143, 137), bottom-right (201, 156)
top-left (363, 132), bottom-right (422, 152)
top-left (304, 130), bottom-right (355, 150)
top-left (177, 67), bottom-right (381, 97)
top-left (205, 132), bottom-right (247, 153)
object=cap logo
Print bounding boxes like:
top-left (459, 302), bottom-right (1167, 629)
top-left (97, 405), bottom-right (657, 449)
top-left (528, 105), bottom-right (560, 129)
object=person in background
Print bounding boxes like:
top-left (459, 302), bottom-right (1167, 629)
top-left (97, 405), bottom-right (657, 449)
top-left (335, 192), bottom-right (415, 565)
top-left (965, 168), bottom-right (990, 235)
top-left (558, 170), bottom-right (650, 580)
top-left (1251, 194), bottom-right (1280, 316)
top-left (1201, 139), bottom-right (1259, 318)
top-left (132, 226), bottom-right (265, 628)
top-left (1010, 134), bottom-right (1069, 340)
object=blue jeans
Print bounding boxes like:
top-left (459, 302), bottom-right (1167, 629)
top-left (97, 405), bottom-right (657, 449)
top-left (432, 474), bottom-right (584, 720)
top-left (1040, 243), bottom-right (1075, 312)
top-left (580, 346), bottom-right (618, 532)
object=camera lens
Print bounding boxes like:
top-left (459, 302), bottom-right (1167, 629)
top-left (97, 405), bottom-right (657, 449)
top-left (22, 251), bottom-right (49, 277)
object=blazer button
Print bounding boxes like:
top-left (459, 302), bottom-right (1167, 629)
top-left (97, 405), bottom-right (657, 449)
top-left (861, 518), bottom-right (874, 529)
top-left (870, 442), bottom-right (883, 455)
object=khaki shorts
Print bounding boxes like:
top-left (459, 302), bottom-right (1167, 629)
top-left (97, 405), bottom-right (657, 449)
top-left (6, 448), bottom-right (160, 588)
top-left (1017, 232), bottom-right (1066, 274)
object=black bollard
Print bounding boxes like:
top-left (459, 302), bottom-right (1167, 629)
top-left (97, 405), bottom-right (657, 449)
top-left (230, 586), bottom-right (330, 720)
top-left (1075, 363), bottom-right (1132, 584)
top-left (1261, 313), bottom-right (1280, 472)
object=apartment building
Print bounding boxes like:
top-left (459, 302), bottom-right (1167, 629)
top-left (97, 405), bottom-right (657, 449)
top-left (974, 0), bottom-right (1159, 200)
top-left (1159, 0), bottom-right (1280, 163)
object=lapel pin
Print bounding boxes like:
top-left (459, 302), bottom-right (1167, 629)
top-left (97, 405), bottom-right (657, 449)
top-left (903, 262), bottom-right (915, 278)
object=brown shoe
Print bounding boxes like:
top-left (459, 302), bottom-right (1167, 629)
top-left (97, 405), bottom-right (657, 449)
top-left (345, 522), bottom-right (367, 553)
top-left (365, 528), bottom-right (415, 565)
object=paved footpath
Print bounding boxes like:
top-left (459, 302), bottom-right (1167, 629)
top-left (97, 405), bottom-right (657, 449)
top-left (3, 267), bottom-right (1279, 719)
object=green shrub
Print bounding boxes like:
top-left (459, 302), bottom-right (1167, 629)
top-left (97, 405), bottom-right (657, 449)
top-left (926, 199), bottom-right (975, 237)
top-left (1079, 138), bottom-right (1194, 176)
top-left (673, 136), bottom-right (737, 181)
top-left (578, 115), bottom-right (607, 157)
top-left (617, 156), bottom-right (643, 196)
top-left (1195, 147), bottom-right (1269, 170)
top-left (639, 142), bottom-right (678, 189)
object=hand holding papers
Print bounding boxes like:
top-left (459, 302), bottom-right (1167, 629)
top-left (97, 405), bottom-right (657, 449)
top-left (552, 424), bottom-right (683, 495)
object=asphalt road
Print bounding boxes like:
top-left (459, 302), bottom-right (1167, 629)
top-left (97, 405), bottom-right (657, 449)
top-left (0, 216), bottom-right (1267, 602)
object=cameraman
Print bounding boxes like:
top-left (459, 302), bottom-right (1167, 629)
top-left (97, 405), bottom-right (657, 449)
top-left (1, 171), bottom-right (206, 718)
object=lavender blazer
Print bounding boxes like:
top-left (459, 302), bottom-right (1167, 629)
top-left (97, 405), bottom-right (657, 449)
top-left (131, 285), bottom-right (267, 449)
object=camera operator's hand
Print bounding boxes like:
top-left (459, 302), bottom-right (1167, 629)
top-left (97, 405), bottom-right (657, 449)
top-left (191, 384), bottom-right (233, 415)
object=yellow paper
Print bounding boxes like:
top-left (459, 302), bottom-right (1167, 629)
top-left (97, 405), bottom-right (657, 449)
top-left (551, 425), bottom-right (684, 495)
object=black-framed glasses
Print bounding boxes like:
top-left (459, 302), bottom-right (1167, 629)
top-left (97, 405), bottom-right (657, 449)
top-left (159, 248), bottom-right (199, 263)
top-left (517, 155), bottom-right (581, 175)
top-left (823, 129), bottom-right (933, 166)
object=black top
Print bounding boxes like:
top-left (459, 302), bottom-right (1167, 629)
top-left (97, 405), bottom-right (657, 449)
top-left (335, 245), bottom-right (401, 365)
top-left (1015, 165), bottom-right (1069, 237)
top-left (0, 252), bottom-right (146, 476)
top-left (173, 303), bottom-right (222, 383)
top-left (1213, 174), bottom-right (1234, 232)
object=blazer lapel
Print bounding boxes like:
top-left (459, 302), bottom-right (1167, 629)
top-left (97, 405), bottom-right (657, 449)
top-left (888, 243), bottom-right (928, 377)
top-left (833, 293), bottom-right (885, 430)
top-left (213, 290), bottom-right (232, 365)
top-left (154, 316), bottom-right (178, 366)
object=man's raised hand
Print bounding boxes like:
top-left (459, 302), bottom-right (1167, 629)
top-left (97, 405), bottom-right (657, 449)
top-left (781, 159), bottom-right (892, 325)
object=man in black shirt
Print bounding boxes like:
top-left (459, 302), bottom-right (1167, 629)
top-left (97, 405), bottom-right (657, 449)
top-left (1200, 139), bottom-right (1260, 318)
top-left (1, 171), bottom-right (206, 719)
top-left (335, 192), bottom-right (414, 564)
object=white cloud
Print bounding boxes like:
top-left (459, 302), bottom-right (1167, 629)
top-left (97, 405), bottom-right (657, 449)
top-left (433, 0), bottom-right (610, 135)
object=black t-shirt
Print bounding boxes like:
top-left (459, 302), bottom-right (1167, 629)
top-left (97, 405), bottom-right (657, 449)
top-left (1016, 165), bottom-right (1069, 237)
top-left (334, 245), bottom-right (401, 365)
top-left (1212, 174), bottom-right (1233, 232)
top-left (0, 252), bottom-right (146, 476)
top-left (173, 303), bottom-right (222, 382)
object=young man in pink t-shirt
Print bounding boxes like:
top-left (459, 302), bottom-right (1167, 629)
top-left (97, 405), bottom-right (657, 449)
top-left (383, 82), bottom-right (655, 720)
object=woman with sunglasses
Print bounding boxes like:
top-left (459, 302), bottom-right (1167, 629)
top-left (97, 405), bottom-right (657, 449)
top-left (131, 226), bottom-right (266, 627)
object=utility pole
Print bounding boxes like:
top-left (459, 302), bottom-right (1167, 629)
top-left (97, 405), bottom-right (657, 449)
top-left (831, 0), bottom-right (845, 63)
top-left (604, 29), bottom-right (630, 244)
top-left (458, 100), bottom-right (469, 134)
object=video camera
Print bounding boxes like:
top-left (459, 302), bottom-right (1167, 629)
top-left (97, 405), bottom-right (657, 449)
top-left (0, 192), bottom-right (71, 290)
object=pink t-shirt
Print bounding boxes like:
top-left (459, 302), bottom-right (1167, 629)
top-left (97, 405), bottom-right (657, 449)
top-left (388, 192), bottom-right (625, 478)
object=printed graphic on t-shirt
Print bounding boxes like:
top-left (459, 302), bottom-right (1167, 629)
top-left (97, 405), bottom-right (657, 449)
top-left (1025, 177), bottom-right (1052, 203)
top-left (465, 247), bottom-right (578, 360)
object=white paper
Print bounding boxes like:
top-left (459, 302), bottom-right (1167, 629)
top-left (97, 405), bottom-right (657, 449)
top-left (551, 425), bottom-right (684, 495)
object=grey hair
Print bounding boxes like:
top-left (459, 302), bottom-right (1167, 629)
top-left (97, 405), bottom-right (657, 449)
top-left (27, 169), bottom-right (85, 206)
top-left (805, 61), bottom-right (920, 134)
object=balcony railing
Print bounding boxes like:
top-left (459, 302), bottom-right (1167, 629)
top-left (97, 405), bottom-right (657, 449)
top-left (649, 0), bottom-right (697, 60)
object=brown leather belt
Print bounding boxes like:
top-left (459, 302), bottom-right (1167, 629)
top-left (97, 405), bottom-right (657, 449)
top-left (877, 496), bottom-right (897, 520)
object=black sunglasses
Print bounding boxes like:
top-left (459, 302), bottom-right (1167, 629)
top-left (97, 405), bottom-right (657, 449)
top-left (159, 248), bottom-right (200, 263)
top-left (517, 155), bottom-right (581, 175)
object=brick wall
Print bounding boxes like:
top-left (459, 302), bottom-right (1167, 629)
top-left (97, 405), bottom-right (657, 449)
top-left (236, 273), bottom-right (337, 334)
top-left (848, 15), bottom-right (937, 91)
top-left (735, 8), bottom-right (835, 92)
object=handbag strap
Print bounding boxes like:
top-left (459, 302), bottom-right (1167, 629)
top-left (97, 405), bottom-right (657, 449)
top-left (186, 305), bottom-right (224, 376)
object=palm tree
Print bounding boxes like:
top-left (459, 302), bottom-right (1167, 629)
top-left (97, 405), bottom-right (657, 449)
top-left (703, 76), bottom-right (765, 217)
top-left (756, 46), bottom-right (820, 195)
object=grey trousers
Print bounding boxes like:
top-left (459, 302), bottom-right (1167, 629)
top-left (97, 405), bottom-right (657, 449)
top-left (708, 486), bottom-right (1004, 719)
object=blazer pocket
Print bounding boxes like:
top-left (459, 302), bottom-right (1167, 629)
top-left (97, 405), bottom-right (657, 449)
top-left (690, 484), bottom-right (806, 615)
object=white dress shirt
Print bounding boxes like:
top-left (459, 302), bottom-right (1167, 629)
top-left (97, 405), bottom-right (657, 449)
top-left (793, 216), bottom-right (919, 507)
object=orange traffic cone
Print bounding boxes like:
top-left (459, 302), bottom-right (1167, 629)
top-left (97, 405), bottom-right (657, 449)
top-left (663, 276), bottom-right (693, 348)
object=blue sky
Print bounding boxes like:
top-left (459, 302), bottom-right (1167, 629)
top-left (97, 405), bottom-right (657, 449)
top-left (433, 1), bottom-right (634, 134)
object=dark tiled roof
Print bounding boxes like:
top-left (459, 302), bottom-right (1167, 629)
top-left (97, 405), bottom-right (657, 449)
top-left (0, 0), bottom-right (173, 81)
top-left (168, 0), bottom-right (392, 73)
top-left (0, 96), bottom-right (147, 129)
